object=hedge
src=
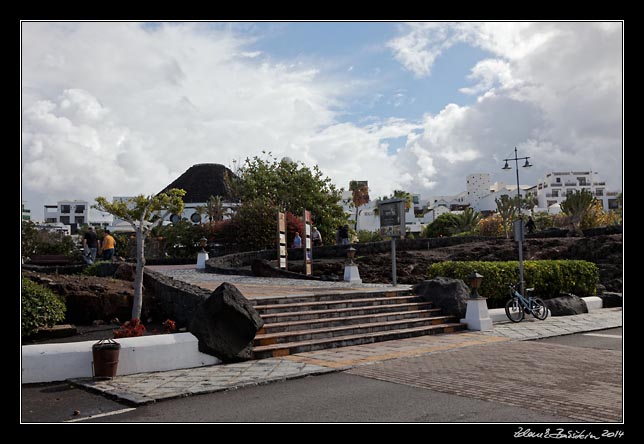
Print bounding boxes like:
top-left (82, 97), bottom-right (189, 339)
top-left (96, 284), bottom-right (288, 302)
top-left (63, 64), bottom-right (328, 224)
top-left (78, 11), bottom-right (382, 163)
top-left (426, 260), bottom-right (599, 309)
top-left (21, 278), bottom-right (67, 337)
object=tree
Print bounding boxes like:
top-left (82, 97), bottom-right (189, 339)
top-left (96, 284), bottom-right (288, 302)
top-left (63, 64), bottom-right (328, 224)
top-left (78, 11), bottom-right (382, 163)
top-left (94, 189), bottom-right (186, 320)
top-left (453, 207), bottom-right (481, 233)
top-left (560, 189), bottom-right (595, 235)
top-left (206, 195), bottom-right (224, 222)
top-left (227, 152), bottom-right (346, 245)
top-left (475, 214), bottom-right (505, 237)
top-left (495, 195), bottom-right (517, 239)
top-left (392, 190), bottom-right (413, 210)
top-left (520, 194), bottom-right (539, 215)
top-left (580, 200), bottom-right (620, 229)
top-left (423, 213), bottom-right (459, 238)
top-left (349, 181), bottom-right (370, 231)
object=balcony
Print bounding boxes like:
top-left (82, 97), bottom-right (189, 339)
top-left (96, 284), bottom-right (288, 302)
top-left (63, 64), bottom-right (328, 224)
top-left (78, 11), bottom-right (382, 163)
top-left (593, 182), bottom-right (606, 186)
top-left (545, 193), bottom-right (561, 198)
top-left (564, 182), bottom-right (577, 186)
top-left (550, 183), bottom-right (562, 187)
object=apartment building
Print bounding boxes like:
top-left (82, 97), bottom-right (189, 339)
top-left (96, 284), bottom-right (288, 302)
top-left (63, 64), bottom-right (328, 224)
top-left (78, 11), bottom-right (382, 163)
top-left (536, 171), bottom-right (620, 212)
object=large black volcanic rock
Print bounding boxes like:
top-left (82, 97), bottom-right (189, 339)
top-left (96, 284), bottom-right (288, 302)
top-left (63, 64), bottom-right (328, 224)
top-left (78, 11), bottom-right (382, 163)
top-left (413, 277), bottom-right (470, 319)
top-left (158, 163), bottom-right (238, 203)
top-left (544, 294), bottom-right (588, 316)
top-left (189, 282), bottom-right (264, 362)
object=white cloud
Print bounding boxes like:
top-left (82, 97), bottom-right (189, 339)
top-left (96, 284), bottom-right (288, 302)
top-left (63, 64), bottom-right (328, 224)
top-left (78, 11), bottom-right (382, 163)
top-left (389, 22), bottom-right (622, 199)
top-left (21, 22), bottom-right (418, 217)
top-left (21, 22), bottom-right (622, 220)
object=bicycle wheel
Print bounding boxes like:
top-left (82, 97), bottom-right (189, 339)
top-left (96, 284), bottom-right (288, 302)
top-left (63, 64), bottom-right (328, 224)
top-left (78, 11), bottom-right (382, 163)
top-left (531, 298), bottom-right (549, 320)
top-left (505, 298), bottom-right (524, 322)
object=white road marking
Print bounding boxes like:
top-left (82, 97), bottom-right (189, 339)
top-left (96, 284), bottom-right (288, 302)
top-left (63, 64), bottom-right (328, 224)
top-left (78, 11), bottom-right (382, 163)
top-left (64, 407), bottom-right (136, 422)
top-left (582, 333), bottom-right (622, 339)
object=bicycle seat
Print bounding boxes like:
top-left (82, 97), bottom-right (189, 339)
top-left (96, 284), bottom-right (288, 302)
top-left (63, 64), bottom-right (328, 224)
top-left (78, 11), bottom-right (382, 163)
top-left (525, 288), bottom-right (535, 293)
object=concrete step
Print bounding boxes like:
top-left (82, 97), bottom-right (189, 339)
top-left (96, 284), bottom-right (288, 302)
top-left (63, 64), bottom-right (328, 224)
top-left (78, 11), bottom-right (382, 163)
top-left (259, 309), bottom-right (440, 334)
top-left (253, 295), bottom-right (422, 314)
top-left (252, 323), bottom-right (468, 359)
top-left (251, 289), bottom-right (413, 306)
top-left (254, 316), bottom-right (458, 346)
top-left (258, 302), bottom-right (437, 323)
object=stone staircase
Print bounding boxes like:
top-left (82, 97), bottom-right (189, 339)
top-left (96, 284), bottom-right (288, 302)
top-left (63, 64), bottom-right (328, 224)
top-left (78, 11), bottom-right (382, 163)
top-left (251, 289), bottom-right (467, 359)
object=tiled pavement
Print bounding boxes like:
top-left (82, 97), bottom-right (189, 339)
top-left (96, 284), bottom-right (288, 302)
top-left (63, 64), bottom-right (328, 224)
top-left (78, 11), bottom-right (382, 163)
top-left (346, 340), bottom-right (623, 422)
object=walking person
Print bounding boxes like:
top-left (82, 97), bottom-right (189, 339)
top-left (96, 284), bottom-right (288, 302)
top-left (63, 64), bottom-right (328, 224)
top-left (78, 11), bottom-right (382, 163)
top-left (311, 227), bottom-right (323, 247)
top-left (100, 229), bottom-right (117, 261)
top-left (526, 216), bottom-right (536, 234)
top-left (82, 226), bottom-right (99, 264)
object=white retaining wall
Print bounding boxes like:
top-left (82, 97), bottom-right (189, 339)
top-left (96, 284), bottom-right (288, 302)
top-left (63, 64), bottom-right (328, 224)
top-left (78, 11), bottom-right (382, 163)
top-left (22, 332), bottom-right (220, 384)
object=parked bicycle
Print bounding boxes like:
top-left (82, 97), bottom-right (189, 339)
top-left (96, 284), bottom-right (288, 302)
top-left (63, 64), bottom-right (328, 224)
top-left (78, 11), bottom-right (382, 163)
top-left (505, 283), bottom-right (549, 323)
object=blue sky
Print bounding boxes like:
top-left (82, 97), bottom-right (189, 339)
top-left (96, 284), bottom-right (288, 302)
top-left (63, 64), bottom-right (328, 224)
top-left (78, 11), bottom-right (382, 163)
top-left (22, 22), bottom-right (622, 219)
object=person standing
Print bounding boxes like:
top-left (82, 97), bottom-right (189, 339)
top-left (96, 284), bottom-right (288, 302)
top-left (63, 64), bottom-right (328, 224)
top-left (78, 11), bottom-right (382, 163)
top-left (292, 231), bottom-right (302, 248)
top-left (340, 224), bottom-right (350, 245)
top-left (82, 226), bottom-right (99, 264)
top-left (100, 229), bottom-right (117, 261)
top-left (311, 227), bottom-right (323, 247)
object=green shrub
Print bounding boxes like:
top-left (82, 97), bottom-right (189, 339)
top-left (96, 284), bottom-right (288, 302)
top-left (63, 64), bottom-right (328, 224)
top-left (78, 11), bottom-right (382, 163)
top-left (426, 260), bottom-right (599, 308)
top-left (21, 278), bottom-right (66, 337)
top-left (357, 230), bottom-right (383, 243)
top-left (82, 260), bottom-right (110, 276)
top-left (423, 213), bottom-right (459, 237)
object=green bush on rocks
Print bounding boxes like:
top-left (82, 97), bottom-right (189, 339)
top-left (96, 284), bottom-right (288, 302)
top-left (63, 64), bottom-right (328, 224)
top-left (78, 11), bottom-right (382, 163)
top-left (22, 277), bottom-right (66, 337)
top-left (426, 260), bottom-right (599, 308)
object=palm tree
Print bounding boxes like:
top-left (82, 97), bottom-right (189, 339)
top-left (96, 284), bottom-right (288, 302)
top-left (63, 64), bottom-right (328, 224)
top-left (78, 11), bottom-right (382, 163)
top-left (193, 206), bottom-right (207, 225)
top-left (392, 190), bottom-right (413, 210)
top-left (560, 189), bottom-right (595, 235)
top-left (349, 181), bottom-right (370, 231)
top-left (453, 207), bottom-right (481, 233)
top-left (206, 195), bottom-right (224, 222)
top-left (495, 195), bottom-right (517, 239)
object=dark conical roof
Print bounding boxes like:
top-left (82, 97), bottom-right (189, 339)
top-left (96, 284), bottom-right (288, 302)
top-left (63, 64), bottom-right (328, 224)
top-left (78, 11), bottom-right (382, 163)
top-left (159, 163), bottom-right (237, 203)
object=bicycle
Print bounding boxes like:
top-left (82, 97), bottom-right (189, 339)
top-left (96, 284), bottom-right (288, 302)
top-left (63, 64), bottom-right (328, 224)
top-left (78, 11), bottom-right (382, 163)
top-left (504, 283), bottom-right (549, 323)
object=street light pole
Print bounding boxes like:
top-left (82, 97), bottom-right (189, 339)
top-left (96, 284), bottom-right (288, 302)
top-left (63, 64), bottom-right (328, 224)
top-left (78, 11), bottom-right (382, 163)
top-left (502, 147), bottom-right (532, 296)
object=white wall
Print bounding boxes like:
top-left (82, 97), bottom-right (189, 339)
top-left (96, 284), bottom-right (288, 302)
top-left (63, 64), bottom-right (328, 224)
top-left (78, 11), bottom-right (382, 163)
top-left (22, 333), bottom-right (220, 383)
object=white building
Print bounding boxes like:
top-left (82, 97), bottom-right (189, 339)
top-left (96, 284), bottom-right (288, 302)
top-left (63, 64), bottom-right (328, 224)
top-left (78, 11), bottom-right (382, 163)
top-left (535, 171), bottom-right (620, 212)
top-left (43, 200), bottom-right (112, 233)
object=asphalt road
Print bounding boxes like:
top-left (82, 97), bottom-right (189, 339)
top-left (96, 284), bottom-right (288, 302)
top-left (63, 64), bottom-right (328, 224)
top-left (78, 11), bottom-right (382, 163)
top-left (21, 328), bottom-right (623, 424)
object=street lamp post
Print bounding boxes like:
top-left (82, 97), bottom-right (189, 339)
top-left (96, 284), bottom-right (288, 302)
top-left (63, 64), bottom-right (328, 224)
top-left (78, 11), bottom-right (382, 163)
top-left (502, 147), bottom-right (532, 296)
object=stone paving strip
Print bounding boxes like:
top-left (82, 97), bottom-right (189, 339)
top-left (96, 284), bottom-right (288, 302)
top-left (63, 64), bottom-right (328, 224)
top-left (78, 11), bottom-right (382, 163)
top-left (482, 308), bottom-right (622, 340)
top-left (283, 331), bottom-right (510, 369)
top-left (346, 340), bottom-right (623, 422)
top-left (71, 359), bottom-right (335, 406)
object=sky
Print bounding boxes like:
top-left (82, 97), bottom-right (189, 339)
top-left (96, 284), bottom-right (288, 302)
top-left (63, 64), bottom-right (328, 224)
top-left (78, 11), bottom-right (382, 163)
top-left (21, 21), bottom-right (623, 220)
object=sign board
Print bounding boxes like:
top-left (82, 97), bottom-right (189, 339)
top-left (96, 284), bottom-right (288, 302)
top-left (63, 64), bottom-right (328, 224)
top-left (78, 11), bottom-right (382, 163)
top-left (513, 219), bottom-right (525, 242)
top-left (378, 199), bottom-right (406, 238)
top-left (277, 212), bottom-right (287, 270)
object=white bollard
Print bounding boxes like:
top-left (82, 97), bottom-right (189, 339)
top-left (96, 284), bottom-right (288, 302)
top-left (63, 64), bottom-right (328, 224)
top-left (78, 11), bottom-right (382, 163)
top-left (196, 251), bottom-right (209, 269)
top-left (461, 297), bottom-right (494, 331)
